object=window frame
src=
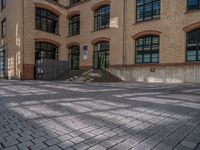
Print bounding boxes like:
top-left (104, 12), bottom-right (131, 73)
top-left (35, 42), bottom-right (59, 64)
top-left (1, 18), bottom-right (6, 38)
top-left (35, 8), bottom-right (59, 34)
top-left (135, 35), bottom-right (160, 64)
top-left (68, 15), bottom-right (80, 36)
top-left (94, 5), bottom-right (110, 31)
top-left (69, 0), bottom-right (80, 5)
top-left (187, 0), bottom-right (200, 11)
top-left (1, 0), bottom-right (6, 10)
top-left (186, 28), bottom-right (200, 62)
top-left (136, 0), bottom-right (160, 23)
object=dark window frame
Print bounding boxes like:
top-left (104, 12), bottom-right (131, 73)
top-left (1, 0), bottom-right (6, 10)
top-left (35, 42), bottom-right (59, 64)
top-left (68, 15), bottom-right (80, 36)
top-left (187, 0), bottom-right (200, 11)
top-left (35, 8), bottom-right (59, 34)
top-left (0, 45), bottom-right (7, 79)
top-left (94, 5), bottom-right (110, 31)
top-left (69, 45), bottom-right (80, 70)
top-left (93, 41), bottom-right (110, 69)
top-left (69, 0), bottom-right (80, 5)
top-left (186, 28), bottom-right (200, 62)
top-left (136, 0), bottom-right (160, 23)
top-left (135, 35), bottom-right (160, 64)
top-left (1, 18), bottom-right (6, 38)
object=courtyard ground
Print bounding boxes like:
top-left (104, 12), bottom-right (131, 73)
top-left (0, 80), bottom-right (200, 150)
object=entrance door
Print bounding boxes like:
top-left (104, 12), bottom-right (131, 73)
top-left (94, 51), bottom-right (109, 69)
top-left (69, 46), bottom-right (80, 70)
top-left (93, 42), bottom-right (109, 69)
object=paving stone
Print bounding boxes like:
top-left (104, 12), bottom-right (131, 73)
top-left (45, 138), bottom-right (61, 146)
top-left (100, 140), bottom-right (117, 148)
top-left (18, 135), bottom-right (33, 142)
top-left (2, 139), bottom-right (19, 148)
top-left (180, 140), bottom-right (197, 149)
top-left (43, 145), bottom-right (62, 150)
top-left (32, 136), bottom-right (47, 144)
top-left (57, 141), bottom-right (75, 149)
top-left (72, 142), bottom-right (90, 150)
top-left (88, 145), bottom-right (106, 150)
top-left (29, 142), bottom-right (47, 150)
top-left (70, 137), bottom-right (85, 144)
top-left (17, 141), bottom-right (34, 150)
top-left (111, 142), bottom-right (133, 150)
top-left (3, 145), bottom-right (19, 150)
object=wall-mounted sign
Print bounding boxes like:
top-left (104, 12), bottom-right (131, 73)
top-left (83, 45), bottom-right (88, 60)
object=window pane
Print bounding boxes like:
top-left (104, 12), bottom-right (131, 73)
top-left (35, 8), bottom-right (59, 34)
top-left (188, 0), bottom-right (199, 10)
top-left (136, 36), bottom-right (159, 64)
top-left (136, 0), bottom-right (160, 22)
top-left (186, 28), bottom-right (200, 61)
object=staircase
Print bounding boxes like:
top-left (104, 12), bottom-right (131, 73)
top-left (58, 69), bottom-right (122, 82)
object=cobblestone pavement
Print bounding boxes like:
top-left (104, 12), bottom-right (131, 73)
top-left (0, 80), bottom-right (200, 150)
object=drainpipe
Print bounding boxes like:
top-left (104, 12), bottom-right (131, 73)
top-left (122, 0), bottom-right (127, 67)
top-left (21, 0), bottom-right (25, 80)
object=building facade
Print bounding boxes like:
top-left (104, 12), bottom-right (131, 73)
top-left (0, 0), bottom-right (200, 82)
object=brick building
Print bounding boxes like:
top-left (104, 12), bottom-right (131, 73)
top-left (0, 0), bottom-right (200, 83)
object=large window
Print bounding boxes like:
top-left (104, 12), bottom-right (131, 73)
top-left (1, 18), bottom-right (6, 38)
top-left (93, 41), bottom-right (109, 69)
top-left (187, 0), bottom-right (200, 11)
top-left (69, 15), bottom-right (80, 36)
top-left (94, 5), bottom-right (110, 31)
top-left (1, 0), bottom-right (6, 10)
top-left (136, 0), bottom-right (160, 22)
top-left (136, 35), bottom-right (159, 64)
top-left (35, 42), bottom-right (59, 64)
top-left (186, 28), bottom-right (200, 62)
top-left (69, 0), bottom-right (80, 5)
top-left (35, 8), bottom-right (59, 34)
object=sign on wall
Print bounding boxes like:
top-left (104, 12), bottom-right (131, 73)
top-left (83, 45), bottom-right (88, 60)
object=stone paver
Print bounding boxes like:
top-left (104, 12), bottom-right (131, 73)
top-left (0, 80), bottom-right (200, 150)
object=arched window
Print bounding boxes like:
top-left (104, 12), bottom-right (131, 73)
top-left (93, 41), bottom-right (109, 69)
top-left (94, 5), bottom-right (110, 31)
top-left (69, 46), bottom-right (80, 70)
top-left (135, 35), bottom-right (159, 64)
top-left (186, 28), bottom-right (200, 62)
top-left (69, 15), bottom-right (80, 36)
top-left (35, 8), bottom-right (59, 34)
top-left (35, 42), bottom-right (59, 64)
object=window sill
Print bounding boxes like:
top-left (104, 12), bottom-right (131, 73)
top-left (35, 29), bottom-right (61, 36)
top-left (92, 27), bottom-right (110, 33)
top-left (133, 18), bottom-right (161, 25)
top-left (185, 9), bottom-right (200, 14)
top-left (66, 34), bottom-right (80, 38)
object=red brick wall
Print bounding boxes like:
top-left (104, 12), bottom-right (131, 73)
top-left (23, 64), bottom-right (34, 80)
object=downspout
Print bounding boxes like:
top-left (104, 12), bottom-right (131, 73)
top-left (21, 0), bottom-right (25, 80)
top-left (122, 0), bottom-right (127, 67)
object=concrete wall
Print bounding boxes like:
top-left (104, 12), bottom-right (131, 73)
top-left (108, 66), bottom-right (200, 83)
